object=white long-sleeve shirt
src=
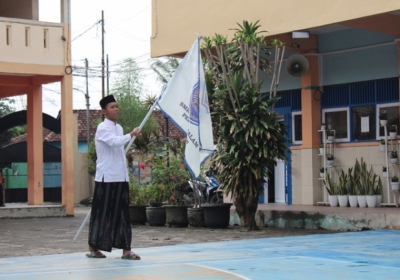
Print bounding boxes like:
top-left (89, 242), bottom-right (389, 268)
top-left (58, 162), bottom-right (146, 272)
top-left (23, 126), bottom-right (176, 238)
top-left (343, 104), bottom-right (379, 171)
top-left (94, 118), bottom-right (132, 182)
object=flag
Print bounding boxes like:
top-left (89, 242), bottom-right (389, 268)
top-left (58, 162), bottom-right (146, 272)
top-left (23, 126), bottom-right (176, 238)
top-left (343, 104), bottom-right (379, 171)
top-left (157, 37), bottom-right (214, 178)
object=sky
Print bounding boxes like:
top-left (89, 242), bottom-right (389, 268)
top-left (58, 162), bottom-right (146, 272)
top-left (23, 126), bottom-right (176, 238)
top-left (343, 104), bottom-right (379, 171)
top-left (13, 0), bottom-right (160, 117)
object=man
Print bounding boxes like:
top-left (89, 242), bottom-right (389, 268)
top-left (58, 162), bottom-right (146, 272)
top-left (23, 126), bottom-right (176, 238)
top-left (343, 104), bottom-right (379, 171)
top-left (87, 94), bottom-right (141, 260)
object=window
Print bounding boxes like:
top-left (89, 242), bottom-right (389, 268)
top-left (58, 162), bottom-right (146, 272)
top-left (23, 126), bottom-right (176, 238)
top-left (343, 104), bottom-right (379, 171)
top-left (377, 103), bottom-right (399, 139)
top-left (352, 106), bottom-right (375, 141)
top-left (322, 108), bottom-right (349, 142)
top-left (292, 112), bottom-right (302, 144)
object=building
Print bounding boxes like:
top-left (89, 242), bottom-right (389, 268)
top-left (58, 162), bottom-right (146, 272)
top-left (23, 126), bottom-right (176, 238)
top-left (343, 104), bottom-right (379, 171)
top-left (0, 0), bottom-right (74, 214)
top-left (150, 1), bottom-right (400, 206)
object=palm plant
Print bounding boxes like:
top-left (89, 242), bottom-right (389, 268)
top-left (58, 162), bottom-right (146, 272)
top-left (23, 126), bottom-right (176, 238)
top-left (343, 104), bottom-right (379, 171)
top-left (202, 21), bottom-right (289, 229)
top-left (324, 172), bottom-right (338, 195)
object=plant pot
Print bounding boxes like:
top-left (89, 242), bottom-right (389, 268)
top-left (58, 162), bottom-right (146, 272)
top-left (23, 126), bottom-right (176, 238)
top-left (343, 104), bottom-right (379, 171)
top-left (319, 148), bottom-right (324, 155)
top-left (327, 160), bottom-right (334, 167)
top-left (327, 136), bottom-right (335, 141)
top-left (348, 195), bottom-right (358, 207)
top-left (376, 195), bottom-right (382, 207)
top-left (187, 207), bottom-right (205, 227)
top-left (146, 206), bottom-right (166, 226)
top-left (382, 171), bottom-right (388, 178)
top-left (320, 173), bottom-right (324, 178)
top-left (328, 195), bottom-right (338, 207)
top-left (366, 195), bottom-right (377, 208)
top-left (380, 120), bottom-right (387, 126)
top-left (390, 182), bottom-right (399, 191)
top-left (357, 195), bottom-right (367, 208)
top-left (202, 203), bottom-right (232, 228)
top-left (164, 205), bottom-right (188, 227)
top-left (379, 145), bottom-right (385, 152)
top-left (338, 195), bottom-right (348, 207)
top-left (390, 158), bottom-right (398, 164)
top-left (390, 132), bottom-right (397, 139)
top-left (320, 125), bottom-right (326, 131)
top-left (129, 205), bottom-right (147, 225)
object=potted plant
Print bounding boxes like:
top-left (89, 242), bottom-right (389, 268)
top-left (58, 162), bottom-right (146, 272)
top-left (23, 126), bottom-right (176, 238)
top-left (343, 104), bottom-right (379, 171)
top-left (337, 170), bottom-right (349, 207)
top-left (324, 172), bottom-right (338, 207)
top-left (202, 21), bottom-right (290, 229)
top-left (390, 150), bottom-right (398, 164)
top-left (148, 142), bottom-right (191, 227)
top-left (375, 177), bottom-right (383, 207)
top-left (391, 176), bottom-right (399, 191)
top-left (379, 112), bottom-right (388, 126)
top-left (379, 139), bottom-right (386, 152)
top-left (129, 177), bottom-right (150, 225)
top-left (145, 183), bottom-right (167, 226)
top-left (382, 166), bottom-right (388, 177)
top-left (320, 123), bottom-right (326, 131)
top-left (390, 125), bottom-right (397, 139)
top-left (346, 167), bottom-right (358, 207)
top-left (319, 167), bottom-right (325, 178)
top-left (326, 154), bottom-right (335, 166)
top-left (319, 144), bottom-right (325, 155)
top-left (327, 130), bottom-right (335, 141)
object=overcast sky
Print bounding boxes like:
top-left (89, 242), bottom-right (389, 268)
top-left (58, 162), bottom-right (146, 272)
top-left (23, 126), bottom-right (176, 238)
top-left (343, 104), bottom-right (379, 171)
top-left (12, 0), bottom-right (159, 117)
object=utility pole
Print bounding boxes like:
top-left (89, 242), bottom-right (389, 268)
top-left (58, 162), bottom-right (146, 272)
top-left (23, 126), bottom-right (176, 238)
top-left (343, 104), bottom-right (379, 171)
top-left (107, 54), bottom-right (109, 95)
top-left (101, 10), bottom-right (105, 100)
top-left (85, 58), bottom-right (92, 197)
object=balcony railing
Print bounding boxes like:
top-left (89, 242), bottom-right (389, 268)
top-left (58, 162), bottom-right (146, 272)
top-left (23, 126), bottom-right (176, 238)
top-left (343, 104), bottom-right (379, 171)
top-left (0, 17), bottom-right (66, 66)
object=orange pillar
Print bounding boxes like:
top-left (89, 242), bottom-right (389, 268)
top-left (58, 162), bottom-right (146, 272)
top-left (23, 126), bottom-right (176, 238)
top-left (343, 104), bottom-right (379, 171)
top-left (301, 55), bottom-right (321, 148)
top-left (61, 74), bottom-right (74, 215)
top-left (27, 86), bottom-right (44, 205)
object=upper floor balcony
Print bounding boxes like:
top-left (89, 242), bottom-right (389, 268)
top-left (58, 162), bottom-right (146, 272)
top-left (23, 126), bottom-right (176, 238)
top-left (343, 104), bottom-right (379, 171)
top-left (0, 16), bottom-right (66, 69)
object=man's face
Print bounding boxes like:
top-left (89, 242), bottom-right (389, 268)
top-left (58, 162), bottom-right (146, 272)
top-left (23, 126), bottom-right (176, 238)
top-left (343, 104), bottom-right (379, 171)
top-left (103, 102), bottom-right (119, 122)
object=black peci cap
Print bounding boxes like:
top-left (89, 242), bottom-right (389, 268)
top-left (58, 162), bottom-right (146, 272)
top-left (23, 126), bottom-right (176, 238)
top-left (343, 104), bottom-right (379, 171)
top-left (99, 95), bottom-right (116, 109)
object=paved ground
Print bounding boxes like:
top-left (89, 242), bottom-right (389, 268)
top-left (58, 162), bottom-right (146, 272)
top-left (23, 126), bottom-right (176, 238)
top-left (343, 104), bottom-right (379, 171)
top-left (0, 205), bottom-right (338, 259)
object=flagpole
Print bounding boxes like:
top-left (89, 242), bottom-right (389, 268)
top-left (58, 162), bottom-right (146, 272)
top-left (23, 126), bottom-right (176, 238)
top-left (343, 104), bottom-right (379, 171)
top-left (73, 101), bottom-right (159, 241)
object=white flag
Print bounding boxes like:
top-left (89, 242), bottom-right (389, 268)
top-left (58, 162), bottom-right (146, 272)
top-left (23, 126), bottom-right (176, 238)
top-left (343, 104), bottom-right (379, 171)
top-left (157, 37), bottom-right (214, 178)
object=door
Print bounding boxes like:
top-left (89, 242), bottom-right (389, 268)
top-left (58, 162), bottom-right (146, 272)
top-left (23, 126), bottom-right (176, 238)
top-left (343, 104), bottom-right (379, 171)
top-left (274, 159), bottom-right (285, 203)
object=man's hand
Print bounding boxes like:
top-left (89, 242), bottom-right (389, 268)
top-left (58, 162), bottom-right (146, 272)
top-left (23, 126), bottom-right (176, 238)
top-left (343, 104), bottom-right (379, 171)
top-left (130, 127), bottom-right (140, 137)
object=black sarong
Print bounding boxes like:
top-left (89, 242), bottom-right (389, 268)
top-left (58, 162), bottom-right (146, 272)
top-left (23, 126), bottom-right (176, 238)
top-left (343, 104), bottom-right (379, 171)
top-left (88, 181), bottom-right (131, 252)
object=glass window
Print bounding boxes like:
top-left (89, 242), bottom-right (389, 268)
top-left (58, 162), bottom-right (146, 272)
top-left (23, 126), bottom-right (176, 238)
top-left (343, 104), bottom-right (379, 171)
top-left (352, 106), bottom-right (375, 141)
top-left (292, 113), bottom-right (302, 144)
top-left (322, 108), bottom-right (349, 142)
top-left (377, 103), bottom-right (399, 138)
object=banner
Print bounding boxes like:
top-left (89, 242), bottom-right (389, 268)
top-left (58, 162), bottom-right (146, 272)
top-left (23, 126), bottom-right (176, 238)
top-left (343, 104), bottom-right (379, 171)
top-left (157, 37), bottom-right (214, 178)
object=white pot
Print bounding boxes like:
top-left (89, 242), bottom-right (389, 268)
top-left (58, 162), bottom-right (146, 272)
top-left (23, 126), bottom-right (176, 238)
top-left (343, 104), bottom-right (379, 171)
top-left (357, 195), bottom-right (367, 208)
top-left (338, 195), bottom-right (348, 207)
top-left (390, 158), bottom-right (398, 164)
top-left (320, 173), bottom-right (324, 178)
top-left (348, 195), bottom-right (358, 207)
top-left (328, 195), bottom-right (338, 207)
top-left (390, 132), bottom-right (397, 139)
top-left (366, 195), bottom-right (376, 208)
top-left (320, 125), bottom-right (326, 131)
top-left (391, 182), bottom-right (399, 191)
top-left (380, 120), bottom-right (387, 126)
top-left (319, 148), bottom-right (324, 154)
top-left (382, 171), bottom-right (388, 178)
top-left (376, 195), bottom-right (382, 207)
top-left (327, 160), bottom-right (334, 166)
top-left (379, 145), bottom-right (385, 152)
top-left (327, 136), bottom-right (335, 141)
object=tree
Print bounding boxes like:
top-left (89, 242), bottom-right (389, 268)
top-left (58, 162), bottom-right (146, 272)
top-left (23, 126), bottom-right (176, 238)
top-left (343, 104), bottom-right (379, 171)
top-left (203, 21), bottom-right (290, 230)
top-left (151, 57), bottom-right (180, 89)
top-left (0, 98), bottom-right (25, 147)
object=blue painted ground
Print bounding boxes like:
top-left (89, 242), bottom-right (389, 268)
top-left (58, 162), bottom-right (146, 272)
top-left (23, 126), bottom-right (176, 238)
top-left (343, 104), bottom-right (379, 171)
top-left (1, 230), bottom-right (400, 279)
